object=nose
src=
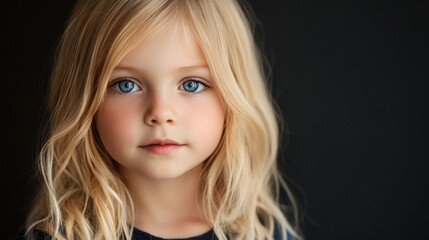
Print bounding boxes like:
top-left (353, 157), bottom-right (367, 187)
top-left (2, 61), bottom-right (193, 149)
top-left (144, 92), bottom-right (176, 126)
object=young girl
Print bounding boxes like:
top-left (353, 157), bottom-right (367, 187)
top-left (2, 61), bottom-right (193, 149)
top-left (25, 0), bottom-right (301, 239)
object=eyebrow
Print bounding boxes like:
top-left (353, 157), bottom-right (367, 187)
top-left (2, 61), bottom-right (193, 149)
top-left (176, 64), bottom-right (209, 72)
top-left (113, 64), bottom-right (209, 73)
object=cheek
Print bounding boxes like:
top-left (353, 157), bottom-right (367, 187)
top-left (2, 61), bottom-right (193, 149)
top-left (185, 95), bottom-right (225, 152)
top-left (95, 101), bottom-right (139, 157)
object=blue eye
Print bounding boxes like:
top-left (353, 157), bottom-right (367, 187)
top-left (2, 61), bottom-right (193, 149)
top-left (113, 79), bottom-right (140, 93)
top-left (180, 79), bottom-right (206, 93)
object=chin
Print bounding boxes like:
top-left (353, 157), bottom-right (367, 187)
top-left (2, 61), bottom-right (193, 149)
top-left (133, 165), bottom-right (186, 180)
top-left (142, 162), bottom-right (203, 181)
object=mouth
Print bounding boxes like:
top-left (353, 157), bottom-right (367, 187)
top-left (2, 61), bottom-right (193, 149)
top-left (140, 139), bottom-right (184, 155)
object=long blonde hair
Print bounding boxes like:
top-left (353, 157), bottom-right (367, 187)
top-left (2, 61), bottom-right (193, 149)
top-left (26, 0), bottom-right (301, 239)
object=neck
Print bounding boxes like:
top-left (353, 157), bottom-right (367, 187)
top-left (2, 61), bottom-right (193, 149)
top-left (122, 164), bottom-right (210, 237)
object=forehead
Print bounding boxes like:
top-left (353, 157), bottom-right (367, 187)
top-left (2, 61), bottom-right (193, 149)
top-left (117, 21), bottom-right (207, 71)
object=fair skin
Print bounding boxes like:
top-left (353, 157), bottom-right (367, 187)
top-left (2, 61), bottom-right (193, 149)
top-left (96, 22), bottom-right (225, 238)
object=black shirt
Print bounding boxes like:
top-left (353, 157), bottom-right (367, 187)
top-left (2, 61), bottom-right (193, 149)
top-left (31, 228), bottom-right (217, 240)
top-left (132, 228), bottom-right (217, 240)
top-left (30, 226), bottom-right (292, 239)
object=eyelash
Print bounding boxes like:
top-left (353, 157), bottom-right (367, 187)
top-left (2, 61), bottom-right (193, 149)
top-left (109, 78), bottom-right (141, 94)
top-left (108, 77), bottom-right (210, 94)
top-left (179, 77), bottom-right (209, 94)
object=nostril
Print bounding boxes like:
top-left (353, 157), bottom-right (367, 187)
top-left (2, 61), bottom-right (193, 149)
top-left (166, 119), bottom-right (173, 124)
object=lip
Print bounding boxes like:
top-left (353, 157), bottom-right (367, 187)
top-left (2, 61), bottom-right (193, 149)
top-left (140, 139), bottom-right (184, 155)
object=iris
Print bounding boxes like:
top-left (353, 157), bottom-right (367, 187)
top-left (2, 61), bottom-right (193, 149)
top-left (181, 79), bottom-right (205, 93)
top-left (114, 80), bottom-right (139, 93)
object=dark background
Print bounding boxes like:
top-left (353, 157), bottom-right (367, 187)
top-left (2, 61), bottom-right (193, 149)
top-left (3, 0), bottom-right (428, 239)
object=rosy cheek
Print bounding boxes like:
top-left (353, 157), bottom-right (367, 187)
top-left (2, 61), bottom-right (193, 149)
top-left (96, 102), bottom-right (137, 157)
top-left (186, 95), bottom-right (225, 147)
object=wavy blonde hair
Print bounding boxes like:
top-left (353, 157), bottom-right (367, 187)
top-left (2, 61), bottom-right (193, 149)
top-left (26, 0), bottom-right (301, 239)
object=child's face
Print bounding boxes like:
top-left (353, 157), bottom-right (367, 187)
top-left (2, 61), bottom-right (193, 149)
top-left (96, 23), bottom-right (225, 180)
